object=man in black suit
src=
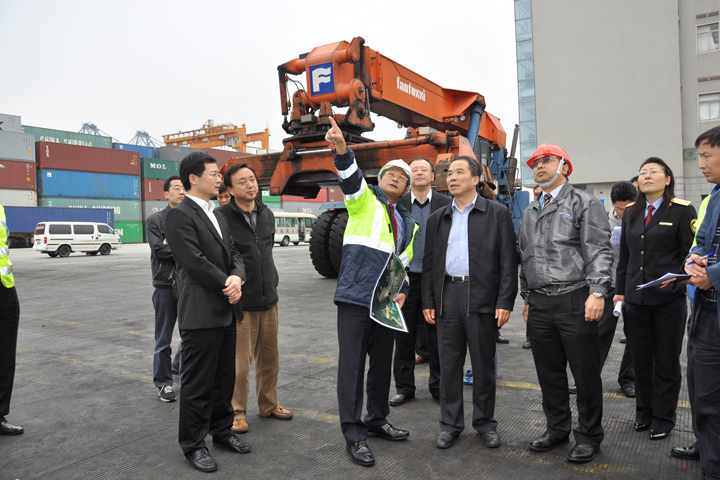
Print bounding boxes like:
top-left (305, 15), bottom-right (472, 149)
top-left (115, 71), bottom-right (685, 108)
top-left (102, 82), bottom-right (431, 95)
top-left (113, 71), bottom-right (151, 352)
top-left (422, 156), bottom-right (518, 450)
top-left (165, 151), bottom-right (250, 472)
top-left (390, 158), bottom-right (451, 407)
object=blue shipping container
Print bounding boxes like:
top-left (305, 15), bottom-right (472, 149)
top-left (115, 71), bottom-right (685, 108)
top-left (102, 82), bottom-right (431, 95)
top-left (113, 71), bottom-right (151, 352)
top-left (113, 142), bottom-right (156, 159)
top-left (4, 206), bottom-right (114, 234)
top-left (37, 170), bottom-right (140, 199)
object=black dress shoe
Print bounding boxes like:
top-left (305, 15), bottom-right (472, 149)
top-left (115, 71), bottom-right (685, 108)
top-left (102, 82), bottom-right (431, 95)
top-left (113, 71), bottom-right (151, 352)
top-left (621, 384), bottom-right (636, 398)
top-left (567, 443), bottom-right (599, 463)
top-left (367, 423), bottom-right (409, 441)
top-left (346, 440), bottom-right (374, 466)
top-left (649, 430), bottom-right (669, 440)
top-left (522, 338), bottom-right (532, 349)
top-left (671, 445), bottom-right (700, 460)
top-left (568, 385), bottom-right (578, 395)
top-left (0, 420), bottom-right (24, 435)
top-left (528, 433), bottom-right (569, 452)
top-left (481, 431), bottom-right (501, 448)
top-left (634, 422), bottom-right (649, 432)
top-left (186, 448), bottom-right (218, 472)
top-left (389, 393), bottom-right (414, 406)
top-left (436, 431), bottom-right (459, 449)
top-left (213, 435), bottom-right (251, 453)
top-left (496, 333), bottom-right (510, 344)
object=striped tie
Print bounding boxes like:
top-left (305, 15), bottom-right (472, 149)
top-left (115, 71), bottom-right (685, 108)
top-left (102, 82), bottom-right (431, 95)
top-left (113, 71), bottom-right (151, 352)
top-left (542, 193), bottom-right (551, 211)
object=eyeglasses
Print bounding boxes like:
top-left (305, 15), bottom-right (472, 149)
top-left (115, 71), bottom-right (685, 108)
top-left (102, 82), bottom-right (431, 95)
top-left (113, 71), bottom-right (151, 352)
top-left (530, 156), bottom-right (562, 169)
top-left (201, 172), bottom-right (223, 180)
top-left (169, 186), bottom-right (185, 192)
top-left (384, 171), bottom-right (408, 182)
top-left (637, 169), bottom-right (664, 178)
top-left (411, 166), bottom-right (432, 173)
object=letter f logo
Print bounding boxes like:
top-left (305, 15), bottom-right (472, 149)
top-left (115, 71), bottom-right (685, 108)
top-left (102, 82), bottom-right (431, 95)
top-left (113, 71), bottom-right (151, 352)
top-left (310, 63), bottom-right (334, 95)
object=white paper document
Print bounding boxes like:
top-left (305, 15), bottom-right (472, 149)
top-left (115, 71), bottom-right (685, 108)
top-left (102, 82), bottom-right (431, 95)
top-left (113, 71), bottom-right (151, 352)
top-left (635, 273), bottom-right (691, 290)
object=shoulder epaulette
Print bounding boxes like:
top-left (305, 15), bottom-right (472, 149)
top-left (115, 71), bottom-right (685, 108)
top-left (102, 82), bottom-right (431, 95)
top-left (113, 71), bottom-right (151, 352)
top-left (671, 198), bottom-right (692, 206)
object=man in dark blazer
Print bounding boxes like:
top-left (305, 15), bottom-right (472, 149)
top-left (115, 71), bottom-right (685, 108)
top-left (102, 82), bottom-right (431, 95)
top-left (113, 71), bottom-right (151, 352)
top-left (422, 156), bottom-right (518, 450)
top-left (390, 158), bottom-right (451, 407)
top-left (165, 151), bottom-right (250, 472)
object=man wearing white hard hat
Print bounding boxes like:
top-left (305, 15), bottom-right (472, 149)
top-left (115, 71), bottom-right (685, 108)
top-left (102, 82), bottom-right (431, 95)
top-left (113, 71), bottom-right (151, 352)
top-left (0, 162), bottom-right (24, 437)
top-left (325, 117), bottom-right (419, 467)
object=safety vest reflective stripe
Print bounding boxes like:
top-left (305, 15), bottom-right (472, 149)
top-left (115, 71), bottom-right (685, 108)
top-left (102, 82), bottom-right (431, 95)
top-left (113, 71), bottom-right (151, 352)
top-left (0, 220), bottom-right (6, 228)
top-left (1, 265), bottom-right (12, 276)
top-left (344, 235), bottom-right (395, 254)
top-left (336, 161), bottom-right (358, 179)
top-left (344, 178), bottom-right (367, 201)
top-left (0, 204), bottom-right (14, 288)
top-left (0, 247), bottom-right (8, 256)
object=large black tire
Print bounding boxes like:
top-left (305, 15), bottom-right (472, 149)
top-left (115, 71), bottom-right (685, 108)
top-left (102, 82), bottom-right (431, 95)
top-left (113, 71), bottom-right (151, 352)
top-left (57, 245), bottom-right (71, 258)
top-left (100, 244), bottom-right (111, 255)
top-left (310, 210), bottom-right (343, 278)
top-left (328, 210), bottom-right (347, 274)
top-left (48, 252), bottom-right (59, 258)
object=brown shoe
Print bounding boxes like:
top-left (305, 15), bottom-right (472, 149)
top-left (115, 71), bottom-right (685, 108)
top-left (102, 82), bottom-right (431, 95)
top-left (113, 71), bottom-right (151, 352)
top-left (231, 417), bottom-right (248, 433)
top-left (269, 405), bottom-right (293, 420)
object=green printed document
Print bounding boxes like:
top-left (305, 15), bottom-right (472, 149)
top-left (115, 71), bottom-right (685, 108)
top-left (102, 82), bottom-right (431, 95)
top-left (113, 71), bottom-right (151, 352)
top-left (370, 253), bottom-right (408, 332)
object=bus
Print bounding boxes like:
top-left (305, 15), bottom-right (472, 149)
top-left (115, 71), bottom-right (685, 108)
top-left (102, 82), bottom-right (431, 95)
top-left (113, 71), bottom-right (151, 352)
top-left (274, 212), bottom-right (317, 246)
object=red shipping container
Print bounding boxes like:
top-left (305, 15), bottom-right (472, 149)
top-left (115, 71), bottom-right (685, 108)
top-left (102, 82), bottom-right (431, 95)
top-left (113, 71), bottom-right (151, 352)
top-left (0, 160), bottom-right (36, 190)
top-left (281, 188), bottom-right (328, 203)
top-left (327, 186), bottom-right (343, 202)
top-left (142, 179), bottom-right (166, 200)
top-left (202, 148), bottom-right (253, 170)
top-left (36, 142), bottom-right (140, 176)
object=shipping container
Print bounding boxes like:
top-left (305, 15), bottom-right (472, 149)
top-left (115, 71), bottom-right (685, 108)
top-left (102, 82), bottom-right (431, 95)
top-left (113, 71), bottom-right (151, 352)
top-left (0, 160), bottom-right (36, 190)
top-left (0, 131), bottom-right (35, 161)
top-left (143, 200), bottom-right (167, 221)
top-left (0, 189), bottom-right (37, 206)
top-left (202, 148), bottom-right (253, 170)
top-left (142, 178), bottom-right (166, 200)
top-left (0, 114), bottom-right (22, 133)
top-left (261, 191), bottom-right (281, 203)
top-left (113, 221), bottom-right (144, 243)
top-left (4, 206), bottom-right (114, 247)
top-left (264, 202), bottom-right (282, 211)
top-left (157, 146), bottom-right (193, 162)
top-left (280, 201), bottom-right (326, 217)
top-left (140, 158), bottom-right (180, 180)
top-left (281, 188), bottom-right (328, 203)
top-left (36, 142), bottom-right (140, 176)
top-left (113, 142), bottom-right (156, 159)
top-left (327, 186), bottom-right (343, 202)
top-left (37, 170), bottom-right (140, 199)
top-left (40, 197), bottom-right (141, 222)
top-left (22, 125), bottom-right (112, 149)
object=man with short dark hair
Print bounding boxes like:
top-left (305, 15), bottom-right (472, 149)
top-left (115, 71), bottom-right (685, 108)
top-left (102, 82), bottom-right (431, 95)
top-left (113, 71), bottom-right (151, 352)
top-left (422, 156), bottom-right (518, 450)
top-left (146, 175), bottom-right (185, 402)
top-left (390, 158), bottom-right (451, 407)
top-left (165, 152), bottom-right (250, 472)
top-left (217, 163), bottom-right (292, 436)
top-left (682, 125), bottom-right (720, 479)
top-left (519, 144), bottom-right (613, 464)
top-left (216, 183), bottom-right (231, 206)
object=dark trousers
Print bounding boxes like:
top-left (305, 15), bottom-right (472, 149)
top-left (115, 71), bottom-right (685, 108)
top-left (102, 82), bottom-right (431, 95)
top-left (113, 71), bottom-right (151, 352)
top-left (625, 297), bottom-right (686, 432)
top-left (178, 321), bottom-right (237, 455)
top-left (393, 272), bottom-right (440, 398)
top-left (0, 286), bottom-right (20, 419)
top-left (415, 319), bottom-right (429, 359)
top-left (687, 317), bottom-right (699, 449)
top-left (693, 303), bottom-right (720, 479)
top-left (152, 287), bottom-right (178, 388)
top-left (437, 281), bottom-right (497, 434)
top-left (337, 302), bottom-right (395, 443)
top-left (527, 287), bottom-right (604, 445)
top-left (597, 290), bottom-right (635, 387)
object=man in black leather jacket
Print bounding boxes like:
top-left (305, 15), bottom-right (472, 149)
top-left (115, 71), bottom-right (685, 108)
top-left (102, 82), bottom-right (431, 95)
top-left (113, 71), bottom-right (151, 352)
top-left (146, 175), bottom-right (185, 403)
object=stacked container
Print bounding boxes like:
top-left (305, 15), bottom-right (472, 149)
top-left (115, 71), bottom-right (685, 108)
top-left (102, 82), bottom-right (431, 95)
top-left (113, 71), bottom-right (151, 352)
top-left (0, 114), bottom-right (37, 206)
top-left (281, 188), bottom-right (329, 216)
top-left (35, 141), bottom-right (143, 243)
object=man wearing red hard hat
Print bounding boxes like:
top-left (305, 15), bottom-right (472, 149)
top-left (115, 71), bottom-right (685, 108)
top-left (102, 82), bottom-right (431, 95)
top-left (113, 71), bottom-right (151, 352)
top-left (518, 144), bottom-right (613, 464)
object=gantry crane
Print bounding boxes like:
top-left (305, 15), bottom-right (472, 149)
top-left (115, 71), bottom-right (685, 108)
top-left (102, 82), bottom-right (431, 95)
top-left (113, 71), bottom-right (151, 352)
top-left (162, 120), bottom-right (270, 153)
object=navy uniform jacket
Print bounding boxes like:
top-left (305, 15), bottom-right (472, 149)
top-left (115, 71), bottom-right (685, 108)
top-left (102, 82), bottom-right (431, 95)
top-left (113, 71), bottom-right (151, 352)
top-left (616, 198), bottom-right (696, 305)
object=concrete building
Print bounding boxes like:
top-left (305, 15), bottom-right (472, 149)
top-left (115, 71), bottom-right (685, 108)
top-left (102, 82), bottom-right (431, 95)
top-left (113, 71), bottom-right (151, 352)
top-left (515, 0), bottom-right (720, 206)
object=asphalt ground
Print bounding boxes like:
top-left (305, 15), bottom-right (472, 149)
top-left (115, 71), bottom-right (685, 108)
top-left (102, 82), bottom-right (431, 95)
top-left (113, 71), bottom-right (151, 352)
top-left (0, 244), bottom-right (701, 480)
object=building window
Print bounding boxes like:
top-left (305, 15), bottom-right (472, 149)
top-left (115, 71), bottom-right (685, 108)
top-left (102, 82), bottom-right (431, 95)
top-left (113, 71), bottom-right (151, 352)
top-left (700, 93), bottom-right (720, 121)
top-left (515, 0), bottom-right (531, 20)
top-left (517, 39), bottom-right (534, 60)
top-left (519, 101), bottom-right (536, 122)
top-left (516, 18), bottom-right (532, 40)
top-left (697, 23), bottom-right (719, 53)
top-left (517, 60), bottom-right (535, 81)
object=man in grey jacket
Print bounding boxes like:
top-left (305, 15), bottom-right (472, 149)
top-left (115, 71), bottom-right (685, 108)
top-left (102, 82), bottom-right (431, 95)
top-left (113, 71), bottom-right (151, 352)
top-left (519, 144), bottom-right (613, 464)
top-left (146, 175), bottom-right (185, 403)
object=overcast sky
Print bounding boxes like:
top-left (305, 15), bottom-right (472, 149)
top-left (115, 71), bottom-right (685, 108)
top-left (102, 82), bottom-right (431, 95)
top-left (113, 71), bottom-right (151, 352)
top-left (0, 0), bottom-right (519, 151)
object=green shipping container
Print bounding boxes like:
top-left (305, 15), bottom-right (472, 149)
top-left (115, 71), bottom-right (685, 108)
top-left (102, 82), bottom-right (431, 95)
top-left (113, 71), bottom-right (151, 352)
top-left (114, 222), bottom-right (144, 244)
top-left (40, 197), bottom-right (142, 222)
top-left (265, 202), bottom-right (282, 210)
top-left (140, 158), bottom-right (180, 180)
top-left (22, 126), bottom-right (112, 149)
top-left (261, 191), bottom-right (281, 203)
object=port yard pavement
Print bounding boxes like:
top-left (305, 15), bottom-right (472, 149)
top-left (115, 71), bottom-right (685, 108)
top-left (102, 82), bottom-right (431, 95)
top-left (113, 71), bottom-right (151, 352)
top-left (1, 244), bottom-right (701, 479)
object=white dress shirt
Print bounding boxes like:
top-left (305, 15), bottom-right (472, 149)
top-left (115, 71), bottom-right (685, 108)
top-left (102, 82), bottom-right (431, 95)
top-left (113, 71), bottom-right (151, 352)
top-left (185, 194), bottom-right (223, 239)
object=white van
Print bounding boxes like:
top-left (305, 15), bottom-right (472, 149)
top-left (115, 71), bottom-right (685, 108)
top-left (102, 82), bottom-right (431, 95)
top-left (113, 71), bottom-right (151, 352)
top-left (33, 222), bottom-right (121, 257)
top-left (274, 212), bottom-right (317, 246)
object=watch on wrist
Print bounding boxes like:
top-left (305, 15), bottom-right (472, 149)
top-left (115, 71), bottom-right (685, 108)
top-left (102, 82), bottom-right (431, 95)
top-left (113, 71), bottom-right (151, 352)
top-left (592, 292), bottom-right (604, 298)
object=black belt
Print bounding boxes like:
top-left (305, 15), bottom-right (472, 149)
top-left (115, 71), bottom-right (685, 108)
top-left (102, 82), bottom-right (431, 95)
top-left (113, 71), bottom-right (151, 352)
top-left (445, 274), bottom-right (469, 284)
